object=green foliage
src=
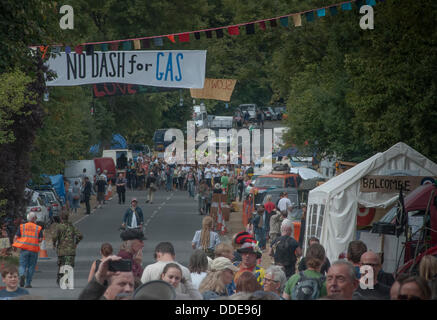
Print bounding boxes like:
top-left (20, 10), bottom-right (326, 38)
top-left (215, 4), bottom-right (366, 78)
top-left (0, 70), bottom-right (36, 144)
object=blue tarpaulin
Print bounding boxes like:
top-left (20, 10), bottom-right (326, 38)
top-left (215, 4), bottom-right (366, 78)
top-left (89, 133), bottom-right (127, 154)
top-left (273, 147), bottom-right (299, 158)
top-left (41, 174), bottom-right (66, 204)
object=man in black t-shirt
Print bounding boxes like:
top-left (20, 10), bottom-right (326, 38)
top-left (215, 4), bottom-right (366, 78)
top-left (95, 175), bottom-right (107, 209)
top-left (269, 219), bottom-right (302, 278)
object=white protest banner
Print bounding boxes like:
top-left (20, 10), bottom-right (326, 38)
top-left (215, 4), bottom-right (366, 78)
top-left (45, 50), bottom-right (206, 88)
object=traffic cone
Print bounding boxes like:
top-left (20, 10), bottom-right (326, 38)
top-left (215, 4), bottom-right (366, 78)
top-left (105, 181), bottom-right (113, 201)
top-left (39, 233), bottom-right (49, 260)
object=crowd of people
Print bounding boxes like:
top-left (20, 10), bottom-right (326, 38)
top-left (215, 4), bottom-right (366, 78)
top-left (1, 153), bottom-right (437, 301)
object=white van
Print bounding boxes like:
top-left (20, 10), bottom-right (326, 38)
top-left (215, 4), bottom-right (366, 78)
top-left (102, 149), bottom-right (133, 170)
top-left (64, 160), bottom-right (96, 181)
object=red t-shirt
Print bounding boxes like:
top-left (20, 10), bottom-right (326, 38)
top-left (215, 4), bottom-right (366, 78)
top-left (264, 201), bottom-right (275, 214)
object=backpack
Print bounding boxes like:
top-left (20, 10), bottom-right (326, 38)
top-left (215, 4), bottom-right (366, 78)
top-left (291, 271), bottom-right (325, 300)
top-left (272, 237), bottom-right (295, 267)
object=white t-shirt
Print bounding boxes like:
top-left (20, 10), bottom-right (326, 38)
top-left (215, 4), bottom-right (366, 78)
top-left (191, 230), bottom-right (221, 250)
top-left (141, 260), bottom-right (192, 293)
top-left (277, 197), bottom-right (292, 213)
top-left (204, 168), bottom-right (212, 179)
top-left (190, 272), bottom-right (208, 290)
top-left (130, 212), bottom-right (138, 228)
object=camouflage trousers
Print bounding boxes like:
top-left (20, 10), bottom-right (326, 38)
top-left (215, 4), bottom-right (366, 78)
top-left (57, 255), bottom-right (76, 269)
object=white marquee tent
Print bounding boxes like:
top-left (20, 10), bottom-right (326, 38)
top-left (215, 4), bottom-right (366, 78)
top-left (305, 142), bottom-right (437, 263)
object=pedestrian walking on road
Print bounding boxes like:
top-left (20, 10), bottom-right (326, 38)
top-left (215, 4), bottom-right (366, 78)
top-left (116, 173), bottom-right (127, 205)
top-left (192, 216), bottom-right (221, 259)
top-left (52, 211), bottom-right (83, 286)
top-left (83, 176), bottom-right (92, 215)
top-left (87, 243), bottom-right (113, 283)
top-left (71, 181), bottom-right (81, 214)
top-left (12, 212), bottom-right (43, 288)
top-left (94, 173), bottom-right (107, 209)
top-left (198, 180), bottom-right (209, 215)
top-left (121, 198), bottom-right (144, 230)
top-left (146, 171), bottom-right (157, 204)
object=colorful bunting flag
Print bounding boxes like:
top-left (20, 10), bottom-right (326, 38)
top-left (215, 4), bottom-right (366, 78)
top-left (205, 30), bottom-right (212, 38)
top-left (317, 8), bottom-right (326, 17)
top-left (341, 2), bottom-right (352, 10)
top-left (179, 33), bottom-right (190, 42)
top-left (65, 46), bottom-right (71, 54)
top-left (141, 39), bottom-right (150, 48)
top-left (100, 43), bottom-right (109, 51)
top-left (75, 45), bottom-right (83, 54)
top-left (280, 17), bottom-right (289, 27)
top-left (216, 29), bottom-right (224, 38)
top-left (85, 44), bottom-right (94, 55)
top-left (52, 46), bottom-right (61, 54)
top-left (292, 14), bottom-right (302, 27)
top-left (166, 35), bottom-right (176, 43)
top-left (270, 19), bottom-right (277, 27)
top-left (154, 38), bottom-right (163, 46)
top-left (110, 42), bottom-right (119, 50)
top-left (228, 26), bottom-right (240, 35)
top-left (305, 11), bottom-right (315, 22)
top-left (366, 0), bottom-right (376, 5)
top-left (133, 39), bottom-right (141, 49)
top-left (122, 41), bottom-right (132, 50)
top-left (194, 32), bottom-right (201, 40)
top-left (246, 23), bottom-right (255, 34)
top-left (329, 6), bottom-right (338, 16)
top-left (259, 21), bottom-right (266, 30)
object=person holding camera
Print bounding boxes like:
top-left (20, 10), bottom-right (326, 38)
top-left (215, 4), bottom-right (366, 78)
top-left (52, 211), bottom-right (83, 286)
top-left (79, 255), bottom-right (135, 300)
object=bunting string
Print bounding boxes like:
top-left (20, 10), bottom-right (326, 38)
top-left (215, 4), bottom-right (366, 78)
top-left (38, 0), bottom-right (382, 50)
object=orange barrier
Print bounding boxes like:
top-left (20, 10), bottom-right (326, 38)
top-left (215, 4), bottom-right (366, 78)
top-left (105, 181), bottom-right (113, 201)
top-left (39, 232), bottom-right (49, 260)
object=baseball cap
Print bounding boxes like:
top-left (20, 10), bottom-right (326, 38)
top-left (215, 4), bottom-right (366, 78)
top-left (210, 257), bottom-right (239, 272)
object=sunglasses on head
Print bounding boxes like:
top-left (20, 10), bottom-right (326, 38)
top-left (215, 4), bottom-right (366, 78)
top-left (398, 294), bottom-right (422, 300)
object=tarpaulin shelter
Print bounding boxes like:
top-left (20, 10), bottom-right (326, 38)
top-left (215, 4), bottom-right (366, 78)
top-left (272, 147), bottom-right (299, 158)
top-left (305, 142), bottom-right (437, 263)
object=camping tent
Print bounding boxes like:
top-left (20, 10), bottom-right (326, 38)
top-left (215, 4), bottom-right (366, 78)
top-left (306, 142), bottom-right (437, 263)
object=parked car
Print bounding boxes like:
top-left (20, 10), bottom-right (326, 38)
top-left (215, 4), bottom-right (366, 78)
top-left (33, 186), bottom-right (62, 220)
top-left (261, 107), bottom-right (273, 121)
top-left (274, 106), bottom-right (287, 120)
top-left (26, 196), bottom-right (50, 228)
top-left (238, 104), bottom-right (257, 122)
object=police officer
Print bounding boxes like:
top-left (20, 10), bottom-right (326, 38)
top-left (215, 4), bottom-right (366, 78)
top-left (12, 212), bottom-right (43, 288)
top-left (52, 211), bottom-right (83, 286)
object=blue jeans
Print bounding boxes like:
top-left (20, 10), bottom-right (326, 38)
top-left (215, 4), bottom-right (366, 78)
top-left (188, 181), bottom-right (195, 197)
top-left (254, 228), bottom-right (266, 249)
top-left (166, 175), bottom-right (173, 191)
top-left (19, 250), bottom-right (39, 286)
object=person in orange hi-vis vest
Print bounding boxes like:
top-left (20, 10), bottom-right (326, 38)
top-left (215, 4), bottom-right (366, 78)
top-left (12, 212), bottom-right (43, 288)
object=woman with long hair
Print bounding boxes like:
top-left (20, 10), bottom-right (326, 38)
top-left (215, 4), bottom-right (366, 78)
top-left (87, 243), bottom-right (113, 282)
top-left (198, 257), bottom-right (238, 300)
top-left (191, 216), bottom-right (220, 259)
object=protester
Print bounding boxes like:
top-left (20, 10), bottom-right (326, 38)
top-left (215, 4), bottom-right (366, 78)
top-left (352, 251), bottom-right (390, 300)
top-left (88, 243), bottom-right (114, 283)
top-left (141, 242), bottom-right (192, 295)
top-left (346, 240), bottom-right (367, 279)
top-left (263, 265), bottom-right (287, 299)
top-left (251, 204), bottom-right (267, 250)
top-left (71, 181), bottom-right (81, 214)
top-left (161, 263), bottom-right (202, 300)
top-left (199, 257), bottom-right (238, 300)
top-left (390, 273), bottom-right (409, 300)
top-left (326, 260), bottom-right (359, 300)
top-left (0, 265), bottom-right (29, 299)
top-left (189, 250), bottom-right (209, 289)
top-left (298, 237), bottom-right (331, 275)
top-left (118, 229), bottom-right (146, 283)
top-left (79, 255), bottom-right (135, 300)
top-left (121, 198), bottom-right (144, 230)
top-left (235, 271), bottom-right (262, 294)
top-left (191, 216), bottom-right (221, 258)
top-left (115, 173), bottom-right (127, 205)
top-left (419, 255), bottom-right (437, 299)
top-left (234, 242), bottom-right (265, 286)
top-left (52, 211), bottom-right (83, 286)
top-left (269, 209), bottom-right (288, 244)
top-left (12, 212), bottom-right (43, 288)
top-left (398, 276), bottom-right (432, 300)
top-left (269, 219), bottom-right (301, 278)
top-left (283, 243), bottom-right (327, 300)
top-left (83, 176), bottom-right (92, 215)
top-left (146, 171), bottom-right (157, 204)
